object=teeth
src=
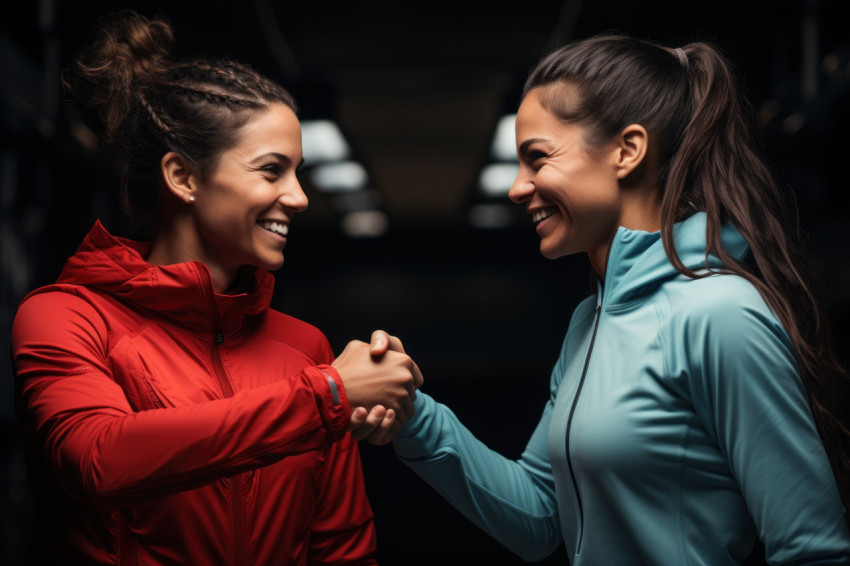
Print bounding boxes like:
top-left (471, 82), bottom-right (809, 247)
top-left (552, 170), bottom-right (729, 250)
top-left (532, 208), bottom-right (555, 224)
top-left (259, 220), bottom-right (289, 237)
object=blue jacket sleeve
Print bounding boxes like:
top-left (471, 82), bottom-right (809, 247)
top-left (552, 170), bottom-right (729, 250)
top-left (392, 390), bottom-right (562, 561)
top-left (683, 287), bottom-right (850, 564)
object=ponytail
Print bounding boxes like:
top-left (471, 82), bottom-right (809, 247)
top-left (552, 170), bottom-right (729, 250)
top-left (525, 33), bottom-right (850, 521)
top-left (665, 43), bottom-right (850, 516)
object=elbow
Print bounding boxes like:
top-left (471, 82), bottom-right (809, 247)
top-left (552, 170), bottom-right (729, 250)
top-left (54, 457), bottom-right (108, 501)
top-left (49, 435), bottom-right (115, 502)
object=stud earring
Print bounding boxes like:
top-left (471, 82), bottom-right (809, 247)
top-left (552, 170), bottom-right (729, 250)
top-left (188, 196), bottom-right (195, 203)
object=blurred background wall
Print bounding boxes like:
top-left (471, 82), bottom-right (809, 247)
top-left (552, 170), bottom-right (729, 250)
top-left (2, 0), bottom-right (848, 564)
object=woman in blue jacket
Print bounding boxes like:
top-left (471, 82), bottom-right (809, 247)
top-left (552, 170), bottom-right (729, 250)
top-left (358, 34), bottom-right (850, 564)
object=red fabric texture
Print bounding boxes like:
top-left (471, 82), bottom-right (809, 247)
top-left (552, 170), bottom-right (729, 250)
top-left (11, 221), bottom-right (377, 565)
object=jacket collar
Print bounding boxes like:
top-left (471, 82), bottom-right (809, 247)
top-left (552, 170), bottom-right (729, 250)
top-left (56, 220), bottom-right (275, 336)
top-left (598, 212), bottom-right (750, 306)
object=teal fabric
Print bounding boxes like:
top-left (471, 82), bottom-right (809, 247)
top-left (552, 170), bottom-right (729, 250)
top-left (394, 213), bottom-right (850, 565)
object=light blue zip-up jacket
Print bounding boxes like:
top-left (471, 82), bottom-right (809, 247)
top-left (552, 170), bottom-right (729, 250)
top-left (394, 213), bottom-right (850, 565)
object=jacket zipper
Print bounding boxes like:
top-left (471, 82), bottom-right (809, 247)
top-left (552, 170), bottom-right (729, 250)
top-left (118, 510), bottom-right (138, 566)
top-left (210, 330), bottom-right (249, 566)
top-left (565, 302), bottom-right (602, 556)
top-left (200, 268), bottom-right (248, 566)
top-left (210, 332), bottom-right (248, 566)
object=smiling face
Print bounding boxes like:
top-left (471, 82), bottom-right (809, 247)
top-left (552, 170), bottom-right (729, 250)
top-left (182, 103), bottom-right (307, 287)
top-left (509, 87), bottom-right (624, 267)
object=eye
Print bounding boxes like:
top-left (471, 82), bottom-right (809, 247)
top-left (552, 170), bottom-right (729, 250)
top-left (260, 163), bottom-right (282, 177)
top-left (528, 150), bottom-right (547, 163)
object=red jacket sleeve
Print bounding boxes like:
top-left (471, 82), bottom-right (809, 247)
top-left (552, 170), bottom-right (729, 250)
top-left (11, 291), bottom-right (351, 504)
top-left (308, 434), bottom-right (378, 565)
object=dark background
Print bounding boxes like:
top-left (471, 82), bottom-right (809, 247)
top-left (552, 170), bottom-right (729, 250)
top-left (2, 1), bottom-right (848, 564)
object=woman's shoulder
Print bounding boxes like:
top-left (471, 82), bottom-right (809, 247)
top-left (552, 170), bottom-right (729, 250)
top-left (15, 283), bottom-right (105, 319)
top-left (258, 308), bottom-right (334, 359)
top-left (659, 273), bottom-right (792, 359)
top-left (663, 272), bottom-right (774, 320)
top-left (11, 284), bottom-right (112, 352)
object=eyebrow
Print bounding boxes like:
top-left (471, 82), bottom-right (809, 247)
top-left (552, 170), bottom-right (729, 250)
top-left (250, 152), bottom-right (305, 169)
top-left (518, 138), bottom-right (548, 155)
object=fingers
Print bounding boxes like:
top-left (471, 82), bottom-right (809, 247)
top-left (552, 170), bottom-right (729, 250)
top-left (369, 330), bottom-right (406, 355)
top-left (366, 410), bottom-right (403, 446)
top-left (348, 406), bottom-right (403, 445)
top-left (370, 330), bottom-right (423, 392)
top-left (349, 406), bottom-right (369, 427)
top-left (386, 334), bottom-right (406, 354)
top-left (334, 336), bottom-right (422, 421)
top-left (349, 405), bottom-right (387, 440)
top-left (411, 360), bottom-right (424, 390)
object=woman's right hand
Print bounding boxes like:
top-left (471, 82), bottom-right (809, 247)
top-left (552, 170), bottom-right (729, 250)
top-left (332, 334), bottom-right (423, 424)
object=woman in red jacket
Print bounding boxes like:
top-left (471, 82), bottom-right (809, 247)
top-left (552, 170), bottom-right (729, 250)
top-left (10, 10), bottom-right (420, 565)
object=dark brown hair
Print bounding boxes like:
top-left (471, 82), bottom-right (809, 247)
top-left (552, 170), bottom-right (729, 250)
top-left (62, 10), bottom-right (297, 233)
top-left (525, 33), bottom-right (850, 522)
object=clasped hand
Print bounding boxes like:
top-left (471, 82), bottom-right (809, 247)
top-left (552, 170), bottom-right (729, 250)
top-left (331, 330), bottom-right (421, 445)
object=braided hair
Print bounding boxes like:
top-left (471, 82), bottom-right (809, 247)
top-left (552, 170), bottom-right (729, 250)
top-left (62, 10), bottom-right (297, 233)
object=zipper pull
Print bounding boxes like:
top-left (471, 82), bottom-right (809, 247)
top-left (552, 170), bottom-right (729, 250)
top-left (215, 330), bottom-right (224, 345)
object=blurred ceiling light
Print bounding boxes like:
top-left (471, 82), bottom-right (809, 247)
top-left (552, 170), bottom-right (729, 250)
top-left (479, 162), bottom-right (519, 196)
top-left (341, 210), bottom-right (389, 238)
top-left (309, 161), bottom-right (368, 192)
top-left (489, 114), bottom-right (518, 161)
top-left (331, 189), bottom-right (381, 212)
top-left (301, 120), bottom-right (351, 163)
top-left (469, 204), bottom-right (514, 229)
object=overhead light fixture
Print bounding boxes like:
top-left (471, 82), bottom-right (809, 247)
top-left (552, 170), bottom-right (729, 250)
top-left (469, 203), bottom-right (514, 229)
top-left (309, 161), bottom-right (368, 192)
top-left (341, 210), bottom-right (389, 238)
top-left (479, 162), bottom-right (519, 196)
top-left (489, 114), bottom-right (518, 161)
top-left (330, 189), bottom-right (381, 212)
top-left (301, 120), bottom-right (351, 163)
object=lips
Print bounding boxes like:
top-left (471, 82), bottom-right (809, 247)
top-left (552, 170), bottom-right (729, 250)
top-left (258, 220), bottom-right (289, 237)
top-left (531, 207), bottom-right (557, 225)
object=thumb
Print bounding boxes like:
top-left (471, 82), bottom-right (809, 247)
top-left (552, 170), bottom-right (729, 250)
top-left (370, 329), bottom-right (391, 355)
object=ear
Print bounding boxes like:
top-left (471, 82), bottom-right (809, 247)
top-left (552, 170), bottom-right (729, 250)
top-left (613, 124), bottom-right (648, 179)
top-left (160, 152), bottom-right (197, 204)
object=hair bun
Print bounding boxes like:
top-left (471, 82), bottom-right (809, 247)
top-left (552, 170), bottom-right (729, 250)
top-left (103, 10), bottom-right (174, 83)
top-left (63, 10), bottom-right (175, 142)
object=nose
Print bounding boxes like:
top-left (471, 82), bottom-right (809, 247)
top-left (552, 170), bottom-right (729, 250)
top-left (508, 168), bottom-right (534, 204)
top-left (280, 176), bottom-right (309, 213)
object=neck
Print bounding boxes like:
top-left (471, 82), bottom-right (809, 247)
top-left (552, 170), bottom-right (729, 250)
top-left (146, 221), bottom-right (236, 293)
top-left (588, 184), bottom-right (662, 281)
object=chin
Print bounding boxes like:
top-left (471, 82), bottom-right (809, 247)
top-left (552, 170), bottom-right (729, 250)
top-left (539, 244), bottom-right (563, 260)
top-left (255, 254), bottom-right (285, 272)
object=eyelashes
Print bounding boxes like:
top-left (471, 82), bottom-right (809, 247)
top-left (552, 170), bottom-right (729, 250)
top-left (260, 164), bottom-right (283, 176)
top-left (528, 150), bottom-right (547, 162)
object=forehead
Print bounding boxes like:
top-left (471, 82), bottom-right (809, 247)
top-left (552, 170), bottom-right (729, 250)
top-left (231, 103), bottom-right (301, 155)
top-left (516, 87), bottom-right (585, 142)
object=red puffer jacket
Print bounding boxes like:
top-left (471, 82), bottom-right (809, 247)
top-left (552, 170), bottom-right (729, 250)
top-left (11, 221), bottom-right (377, 565)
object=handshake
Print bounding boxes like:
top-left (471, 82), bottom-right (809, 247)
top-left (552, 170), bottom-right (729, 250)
top-left (331, 330), bottom-right (423, 445)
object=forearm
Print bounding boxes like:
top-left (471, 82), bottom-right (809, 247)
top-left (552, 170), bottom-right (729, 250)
top-left (393, 393), bottom-right (561, 561)
top-left (29, 369), bottom-right (347, 503)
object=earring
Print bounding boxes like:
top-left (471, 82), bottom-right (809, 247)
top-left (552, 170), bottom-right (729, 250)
top-left (188, 195), bottom-right (195, 203)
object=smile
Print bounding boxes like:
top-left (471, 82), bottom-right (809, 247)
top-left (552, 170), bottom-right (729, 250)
top-left (532, 208), bottom-right (557, 225)
top-left (258, 220), bottom-right (289, 237)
